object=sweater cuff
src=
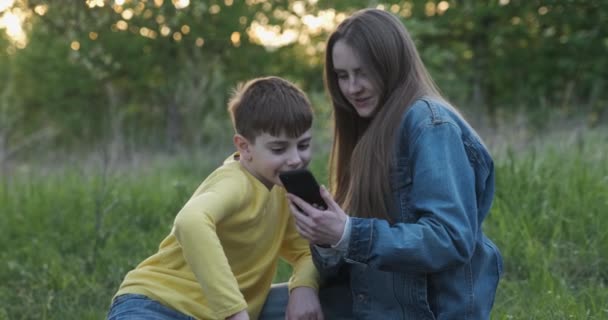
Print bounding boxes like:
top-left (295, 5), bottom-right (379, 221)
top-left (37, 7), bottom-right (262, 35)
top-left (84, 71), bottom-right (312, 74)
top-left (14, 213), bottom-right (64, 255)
top-left (330, 216), bottom-right (351, 252)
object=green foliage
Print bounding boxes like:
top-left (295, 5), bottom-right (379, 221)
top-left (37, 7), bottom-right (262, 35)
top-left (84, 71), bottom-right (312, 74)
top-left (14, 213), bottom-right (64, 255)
top-left (11, 22), bottom-right (105, 147)
top-left (393, 0), bottom-right (608, 115)
top-left (1, 130), bottom-right (608, 319)
top-left (2, 1), bottom-right (607, 319)
top-left (2, 0), bottom-right (607, 153)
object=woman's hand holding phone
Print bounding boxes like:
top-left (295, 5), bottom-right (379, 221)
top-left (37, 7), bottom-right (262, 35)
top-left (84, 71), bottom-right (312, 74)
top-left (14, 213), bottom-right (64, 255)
top-left (286, 185), bottom-right (348, 247)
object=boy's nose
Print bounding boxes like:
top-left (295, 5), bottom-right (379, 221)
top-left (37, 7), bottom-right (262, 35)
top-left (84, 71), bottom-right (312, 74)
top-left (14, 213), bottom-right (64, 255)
top-left (286, 151), bottom-right (303, 168)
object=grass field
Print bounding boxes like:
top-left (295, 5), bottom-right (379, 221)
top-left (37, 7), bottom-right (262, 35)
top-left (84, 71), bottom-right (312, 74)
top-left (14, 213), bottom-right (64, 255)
top-left (1, 128), bottom-right (606, 319)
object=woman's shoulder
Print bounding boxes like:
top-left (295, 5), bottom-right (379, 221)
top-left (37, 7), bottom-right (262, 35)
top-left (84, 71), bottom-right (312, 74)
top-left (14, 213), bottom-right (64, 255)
top-left (400, 97), bottom-right (462, 135)
top-left (400, 98), bottom-right (492, 164)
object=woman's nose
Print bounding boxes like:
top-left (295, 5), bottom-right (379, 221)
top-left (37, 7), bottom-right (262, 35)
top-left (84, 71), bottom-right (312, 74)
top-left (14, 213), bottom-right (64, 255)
top-left (347, 77), bottom-right (362, 94)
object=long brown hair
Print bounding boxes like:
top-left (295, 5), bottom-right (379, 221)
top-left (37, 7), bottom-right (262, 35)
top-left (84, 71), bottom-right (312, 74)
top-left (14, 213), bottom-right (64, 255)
top-left (325, 9), bottom-right (446, 222)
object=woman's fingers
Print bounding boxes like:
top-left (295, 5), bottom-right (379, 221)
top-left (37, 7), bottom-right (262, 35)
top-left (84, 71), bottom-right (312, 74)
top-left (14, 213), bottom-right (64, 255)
top-left (293, 217), bottom-right (311, 240)
top-left (289, 201), bottom-right (311, 226)
top-left (289, 201), bottom-right (315, 237)
top-left (289, 199), bottom-right (331, 244)
top-left (319, 185), bottom-right (340, 212)
top-left (288, 200), bottom-right (306, 219)
top-left (294, 221), bottom-right (310, 240)
top-left (288, 192), bottom-right (347, 245)
top-left (287, 193), bottom-right (321, 216)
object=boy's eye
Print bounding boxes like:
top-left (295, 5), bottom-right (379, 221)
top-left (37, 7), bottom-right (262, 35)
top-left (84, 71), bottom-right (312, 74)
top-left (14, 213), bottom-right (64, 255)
top-left (270, 147), bottom-right (285, 154)
top-left (298, 143), bottom-right (310, 150)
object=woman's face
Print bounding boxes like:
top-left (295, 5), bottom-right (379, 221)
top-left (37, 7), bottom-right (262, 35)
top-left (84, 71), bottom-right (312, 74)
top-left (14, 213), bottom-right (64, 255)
top-left (332, 39), bottom-right (380, 118)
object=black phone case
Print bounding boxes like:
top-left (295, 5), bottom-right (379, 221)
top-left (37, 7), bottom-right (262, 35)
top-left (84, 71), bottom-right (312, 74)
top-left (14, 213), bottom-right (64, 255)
top-left (279, 169), bottom-right (327, 210)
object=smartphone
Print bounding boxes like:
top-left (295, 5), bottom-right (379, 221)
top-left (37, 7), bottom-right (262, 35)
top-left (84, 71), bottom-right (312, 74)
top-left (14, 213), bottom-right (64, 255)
top-left (279, 169), bottom-right (327, 210)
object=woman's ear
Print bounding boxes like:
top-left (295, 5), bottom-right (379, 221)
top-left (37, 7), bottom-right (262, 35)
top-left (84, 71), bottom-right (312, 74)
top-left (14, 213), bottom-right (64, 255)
top-left (233, 134), bottom-right (252, 161)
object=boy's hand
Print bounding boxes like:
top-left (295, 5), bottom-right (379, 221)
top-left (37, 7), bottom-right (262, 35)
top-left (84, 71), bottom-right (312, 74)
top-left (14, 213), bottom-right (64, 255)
top-left (226, 309), bottom-right (249, 320)
top-left (286, 286), bottom-right (324, 320)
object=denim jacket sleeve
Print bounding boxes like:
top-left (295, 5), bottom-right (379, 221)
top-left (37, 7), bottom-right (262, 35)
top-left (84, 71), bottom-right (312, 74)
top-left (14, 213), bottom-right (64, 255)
top-left (344, 110), bottom-right (481, 273)
top-left (310, 216), bottom-right (353, 281)
top-left (311, 244), bottom-right (346, 282)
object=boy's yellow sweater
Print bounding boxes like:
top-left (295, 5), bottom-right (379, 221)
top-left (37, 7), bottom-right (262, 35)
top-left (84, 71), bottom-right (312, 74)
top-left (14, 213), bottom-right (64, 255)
top-left (115, 155), bottom-right (319, 319)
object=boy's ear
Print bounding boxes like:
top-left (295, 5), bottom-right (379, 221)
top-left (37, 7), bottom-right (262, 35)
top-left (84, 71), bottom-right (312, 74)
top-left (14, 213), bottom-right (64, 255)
top-left (233, 134), bottom-right (252, 160)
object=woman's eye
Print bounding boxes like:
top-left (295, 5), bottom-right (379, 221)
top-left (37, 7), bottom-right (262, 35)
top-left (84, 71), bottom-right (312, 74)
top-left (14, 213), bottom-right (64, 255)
top-left (356, 69), bottom-right (369, 79)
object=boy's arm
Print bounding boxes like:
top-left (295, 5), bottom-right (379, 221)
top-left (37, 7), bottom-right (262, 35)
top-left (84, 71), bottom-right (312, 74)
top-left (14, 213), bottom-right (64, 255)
top-left (286, 287), bottom-right (323, 319)
top-left (226, 309), bottom-right (250, 320)
top-left (279, 211), bottom-right (320, 291)
top-left (173, 175), bottom-right (249, 319)
top-left (280, 212), bottom-right (323, 318)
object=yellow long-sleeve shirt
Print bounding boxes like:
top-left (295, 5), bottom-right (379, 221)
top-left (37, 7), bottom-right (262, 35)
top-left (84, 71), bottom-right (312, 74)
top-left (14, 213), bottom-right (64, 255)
top-left (115, 155), bottom-right (319, 319)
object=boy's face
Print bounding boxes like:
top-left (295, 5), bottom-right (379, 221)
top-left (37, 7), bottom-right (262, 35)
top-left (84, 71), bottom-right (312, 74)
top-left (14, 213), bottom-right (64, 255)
top-left (239, 129), bottom-right (312, 189)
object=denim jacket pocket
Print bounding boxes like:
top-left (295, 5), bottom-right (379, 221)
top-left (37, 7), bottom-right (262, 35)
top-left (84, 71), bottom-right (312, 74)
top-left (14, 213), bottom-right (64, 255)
top-left (392, 272), bottom-right (436, 320)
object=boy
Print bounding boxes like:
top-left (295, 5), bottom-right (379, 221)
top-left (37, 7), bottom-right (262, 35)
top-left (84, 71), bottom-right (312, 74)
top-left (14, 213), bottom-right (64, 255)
top-left (107, 76), bottom-right (322, 320)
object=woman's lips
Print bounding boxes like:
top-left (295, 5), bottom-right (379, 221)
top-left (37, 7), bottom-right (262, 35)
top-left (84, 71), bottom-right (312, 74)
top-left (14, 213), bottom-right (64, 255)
top-left (352, 96), bottom-right (371, 107)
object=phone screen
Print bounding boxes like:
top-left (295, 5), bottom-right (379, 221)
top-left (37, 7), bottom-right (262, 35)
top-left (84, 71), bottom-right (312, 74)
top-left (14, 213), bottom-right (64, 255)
top-left (279, 169), bottom-right (327, 210)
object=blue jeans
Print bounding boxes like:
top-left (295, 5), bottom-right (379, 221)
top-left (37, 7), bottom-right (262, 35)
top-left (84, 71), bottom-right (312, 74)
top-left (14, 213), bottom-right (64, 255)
top-left (106, 294), bottom-right (194, 320)
top-left (259, 282), bottom-right (353, 320)
top-left (107, 283), bottom-right (353, 320)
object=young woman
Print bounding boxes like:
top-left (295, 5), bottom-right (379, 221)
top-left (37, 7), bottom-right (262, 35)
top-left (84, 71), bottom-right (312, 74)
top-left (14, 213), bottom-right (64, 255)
top-left (286, 8), bottom-right (503, 320)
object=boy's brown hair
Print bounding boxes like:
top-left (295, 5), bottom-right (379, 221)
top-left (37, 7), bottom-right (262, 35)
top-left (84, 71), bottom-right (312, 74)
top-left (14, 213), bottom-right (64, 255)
top-left (228, 76), bottom-right (313, 143)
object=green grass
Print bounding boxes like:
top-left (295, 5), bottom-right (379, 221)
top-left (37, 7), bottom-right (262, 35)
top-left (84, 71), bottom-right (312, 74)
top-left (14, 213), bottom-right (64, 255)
top-left (487, 130), bottom-right (608, 319)
top-left (1, 130), bottom-right (607, 319)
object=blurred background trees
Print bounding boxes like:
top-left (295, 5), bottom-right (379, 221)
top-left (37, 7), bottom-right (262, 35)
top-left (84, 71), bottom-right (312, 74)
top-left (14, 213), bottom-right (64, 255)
top-left (2, 2), bottom-right (606, 318)
top-left (0, 0), bottom-right (606, 159)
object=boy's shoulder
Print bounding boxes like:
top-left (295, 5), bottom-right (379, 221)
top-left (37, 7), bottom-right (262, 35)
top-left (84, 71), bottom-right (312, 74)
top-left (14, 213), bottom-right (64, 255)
top-left (193, 153), bottom-right (267, 202)
top-left (191, 155), bottom-right (246, 196)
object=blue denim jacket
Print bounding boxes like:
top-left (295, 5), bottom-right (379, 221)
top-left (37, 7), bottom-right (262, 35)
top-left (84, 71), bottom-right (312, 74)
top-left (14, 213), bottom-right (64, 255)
top-left (313, 98), bottom-right (503, 319)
